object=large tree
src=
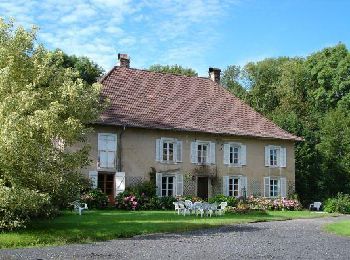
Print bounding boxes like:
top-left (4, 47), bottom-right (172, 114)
top-left (0, 20), bottom-right (102, 229)
top-left (148, 64), bottom-right (198, 76)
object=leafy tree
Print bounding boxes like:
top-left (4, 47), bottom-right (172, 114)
top-left (149, 64), bottom-right (198, 76)
top-left (0, 20), bottom-right (102, 229)
top-left (61, 52), bottom-right (104, 85)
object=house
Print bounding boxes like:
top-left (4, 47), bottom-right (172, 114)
top-left (85, 54), bottom-right (302, 202)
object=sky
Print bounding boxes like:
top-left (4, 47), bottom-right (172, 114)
top-left (0, 0), bottom-right (350, 76)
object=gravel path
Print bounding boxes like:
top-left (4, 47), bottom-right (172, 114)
top-left (1, 215), bottom-right (350, 260)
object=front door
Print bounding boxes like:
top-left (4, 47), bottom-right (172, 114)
top-left (197, 177), bottom-right (208, 200)
top-left (98, 172), bottom-right (115, 204)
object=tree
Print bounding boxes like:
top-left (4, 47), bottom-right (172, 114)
top-left (148, 64), bottom-right (198, 77)
top-left (61, 52), bottom-right (104, 85)
top-left (0, 20), bottom-right (102, 229)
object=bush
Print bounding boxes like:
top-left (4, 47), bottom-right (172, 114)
top-left (208, 194), bottom-right (238, 207)
top-left (324, 193), bottom-right (350, 214)
top-left (0, 182), bottom-right (52, 230)
top-left (247, 196), bottom-right (302, 211)
top-left (80, 188), bottom-right (109, 209)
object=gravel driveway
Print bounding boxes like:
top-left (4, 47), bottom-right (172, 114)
top-left (1, 215), bottom-right (350, 260)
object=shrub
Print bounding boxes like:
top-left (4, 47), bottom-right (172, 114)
top-left (0, 182), bottom-right (52, 230)
top-left (182, 195), bottom-right (203, 202)
top-left (208, 194), bottom-right (238, 207)
top-left (324, 193), bottom-right (350, 214)
top-left (80, 189), bottom-right (109, 209)
top-left (247, 196), bottom-right (301, 211)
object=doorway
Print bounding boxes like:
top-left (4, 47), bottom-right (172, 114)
top-left (197, 177), bottom-right (209, 200)
top-left (98, 172), bottom-right (115, 203)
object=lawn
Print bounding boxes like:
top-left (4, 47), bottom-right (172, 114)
top-left (0, 210), bottom-right (334, 249)
top-left (325, 220), bottom-right (350, 237)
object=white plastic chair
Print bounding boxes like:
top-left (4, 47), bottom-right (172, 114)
top-left (216, 202), bottom-right (228, 216)
top-left (309, 202), bottom-right (322, 211)
top-left (184, 200), bottom-right (193, 214)
top-left (173, 202), bottom-right (181, 215)
top-left (71, 201), bottom-right (88, 215)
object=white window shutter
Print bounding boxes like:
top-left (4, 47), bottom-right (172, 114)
top-left (280, 148), bottom-right (287, 167)
top-left (191, 142), bottom-right (198, 164)
top-left (264, 177), bottom-right (270, 197)
top-left (107, 151), bottom-right (115, 168)
top-left (107, 135), bottom-right (117, 151)
top-left (156, 172), bottom-right (162, 197)
top-left (99, 151), bottom-right (108, 168)
top-left (210, 142), bottom-right (216, 164)
top-left (264, 146), bottom-right (270, 166)
top-left (223, 143), bottom-right (230, 165)
top-left (89, 171), bottom-right (98, 189)
top-left (176, 173), bottom-right (183, 196)
top-left (115, 172), bottom-right (125, 195)
top-left (240, 176), bottom-right (248, 197)
top-left (222, 176), bottom-right (229, 196)
top-left (176, 140), bottom-right (182, 162)
top-left (98, 133), bottom-right (105, 150)
top-left (155, 139), bottom-right (161, 162)
top-left (280, 177), bottom-right (287, 197)
top-left (240, 144), bottom-right (247, 166)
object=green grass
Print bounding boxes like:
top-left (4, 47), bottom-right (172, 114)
top-left (325, 220), bottom-right (350, 237)
top-left (0, 210), bottom-right (333, 249)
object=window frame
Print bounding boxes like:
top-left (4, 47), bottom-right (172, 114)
top-left (229, 144), bottom-right (241, 166)
top-left (161, 174), bottom-right (175, 197)
top-left (197, 142), bottom-right (210, 165)
top-left (228, 177), bottom-right (240, 197)
top-left (269, 178), bottom-right (280, 198)
top-left (162, 138), bottom-right (175, 163)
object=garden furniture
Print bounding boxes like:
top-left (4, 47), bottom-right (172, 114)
top-left (309, 202), bottom-right (322, 211)
top-left (70, 201), bottom-right (88, 215)
top-left (173, 202), bottom-right (182, 215)
top-left (216, 202), bottom-right (228, 216)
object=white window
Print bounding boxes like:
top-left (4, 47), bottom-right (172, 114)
top-left (191, 141), bottom-right (215, 164)
top-left (265, 145), bottom-right (286, 167)
top-left (156, 172), bottom-right (183, 197)
top-left (264, 177), bottom-right (287, 198)
top-left (223, 176), bottom-right (248, 197)
top-left (223, 143), bottom-right (247, 166)
top-left (197, 143), bottom-right (209, 164)
top-left (98, 133), bottom-right (117, 168)
top-left (156, 138), bottom-right (182, 163)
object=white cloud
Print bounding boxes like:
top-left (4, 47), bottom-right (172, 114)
top-left (0, 0), bottom-right (238, 74)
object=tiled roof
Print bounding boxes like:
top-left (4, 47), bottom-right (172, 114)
top-left (98, 66), bottom-right (302, 141)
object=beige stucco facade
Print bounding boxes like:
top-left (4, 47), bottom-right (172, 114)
top-left (83, 125), bottom-right (295, 199)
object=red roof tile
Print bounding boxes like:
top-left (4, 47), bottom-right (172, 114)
top-left (98, 66), bottom-right (302, 141)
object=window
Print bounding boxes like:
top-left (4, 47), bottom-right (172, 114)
top-left (270, 179), bottom-right (279, 197)
top-left (228, 177), bottom-right (239, 197)
top-left (270, 148), bottom-right (279, 166)
top-left (156, 138), bottom-right (182, 163)
top-left (223, 143), bottom-right (246, 166)
top-left (197, 143), bottom-right (209, 164)
top-left (191, 141), bottom-right (215, 164)
top-left (161, 175), bottom-right (175, 196)
top-left (265, 145), bottom-right (286, 167)
top-left (98, 173), bottom-right (114, 196)
top-left (163, 141), bottom-right (174, 162)
top-left (230, 146), bottom-right (240, 164)
top-left (98, 133), bottom-right (117, 168)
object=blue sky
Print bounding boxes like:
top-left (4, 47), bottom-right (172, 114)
top-left (1, 0), bottom-right (349, 76)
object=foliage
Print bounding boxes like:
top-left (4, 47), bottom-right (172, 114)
top-left (247, 196), bottom-right (302, 211)
top-left (149, 64), bottom-right (198, 77)
top-left (324, 193), bottom-right (350, 214)
top-left (222, 43), bottom-right (350, 204)
top-left (61, 52), bottom-right (104, 85)
top-left (208, 194), bottom-right (238, 207)
top-left (325, 220), bottom-right (350, 237)
top-left (80, 189), bottom-right (109, 209)
top-left (182, 195), bottom-right (203, 202)
top-left (0, 210), bottom-right (331, 249)
top-left (0, 180), bottom-right (52, 230)
top-left (0, 20), bottom-right (102, 229)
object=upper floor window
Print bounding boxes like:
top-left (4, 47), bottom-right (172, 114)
top-left (191, 141), bottom-right (215, 165)
top-left (98, 133), bottom-right (117, 168)
top-left (156, 138), bottom-right (182, 163)
top-left (265, 145), bottom-right (286, 167)
top-left (223, 143), bottom-right (246, 166)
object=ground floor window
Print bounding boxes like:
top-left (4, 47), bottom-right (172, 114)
top-left (98, 173), bottom-right (114, 196)
top-left (270, 178), bottom-right (279, 197)
top-left (161, 175), bottom-right (174, 196)
top-left (228, 177), bottom-right (239, 197)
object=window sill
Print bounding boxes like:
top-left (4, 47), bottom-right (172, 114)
top-left (226, 164), bottom-right (243, 168)
top-left (97, 167), bottom-right (116, 172)
top-left (158, 161), bottom-right (180, 165)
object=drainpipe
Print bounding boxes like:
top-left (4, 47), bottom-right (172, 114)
top-left (117, 125), bottom-right (126, 172)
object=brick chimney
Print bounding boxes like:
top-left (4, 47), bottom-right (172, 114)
top-left (118, 53), bottom-right (130, 68)
top-left (208, 67), bottom-right (221, 84)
